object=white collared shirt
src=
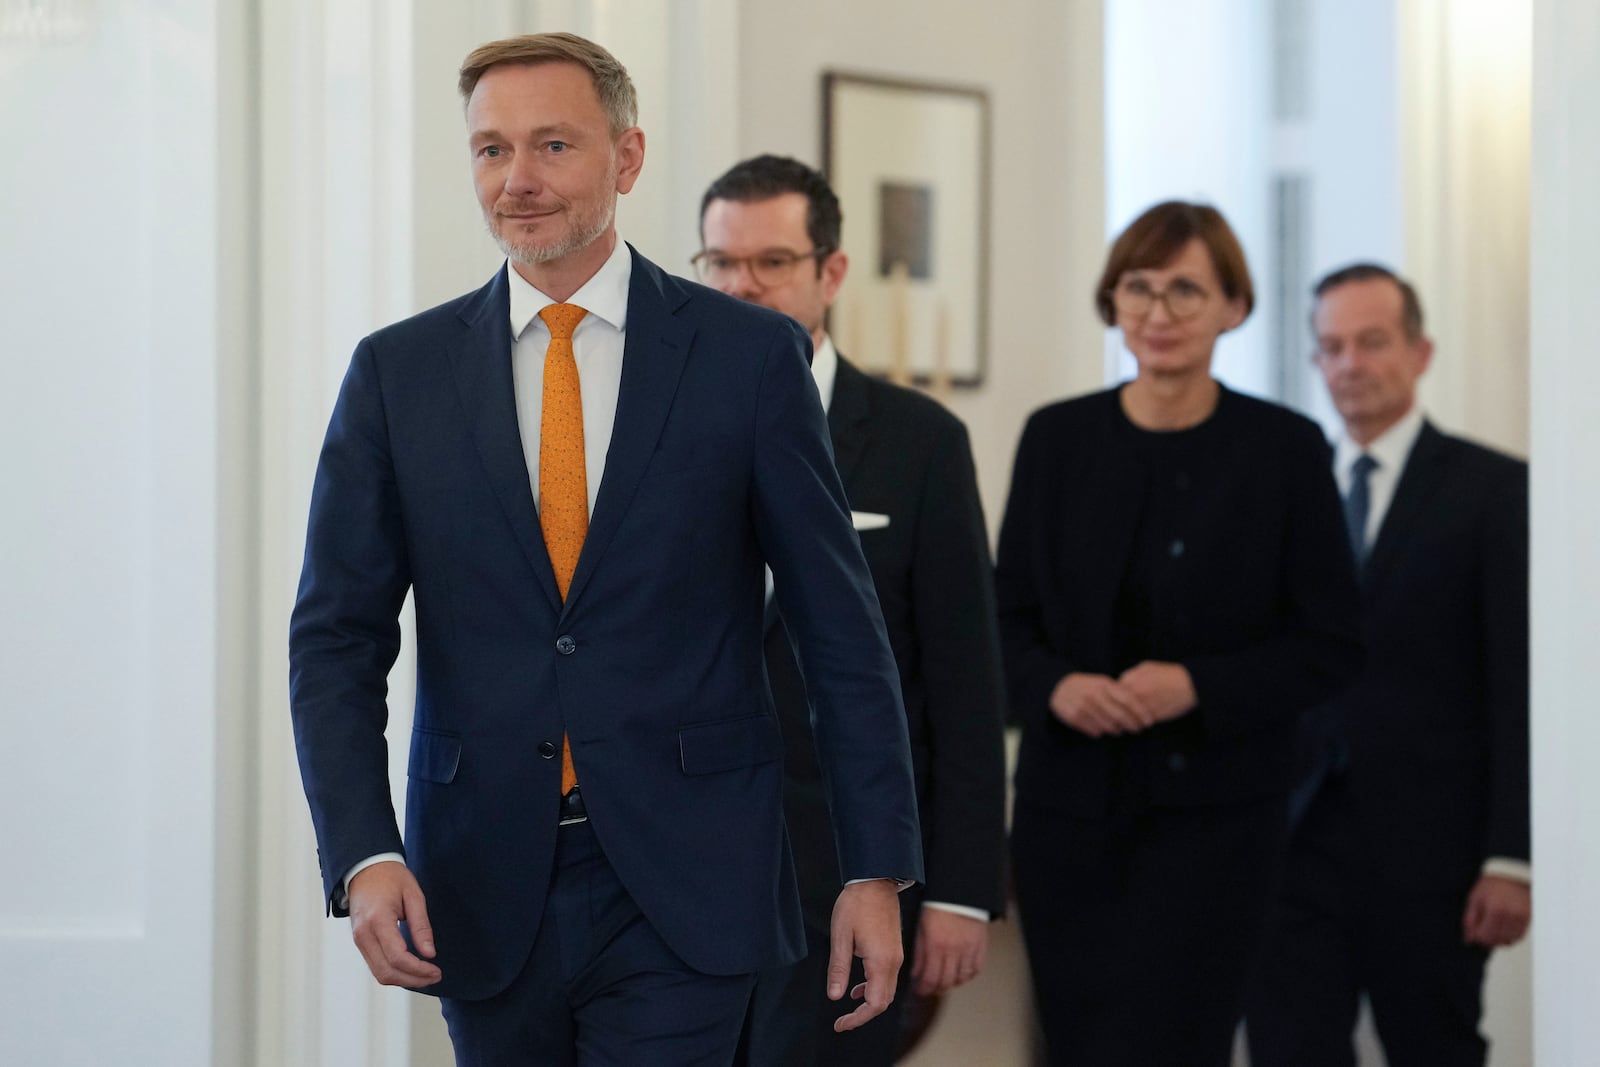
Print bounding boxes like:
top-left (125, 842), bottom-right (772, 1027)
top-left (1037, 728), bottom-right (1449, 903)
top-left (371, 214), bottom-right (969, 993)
top-left (1333, 403), bottom-right (1426, 549)
top-left (811, 333), bottom-right (839, 413)
top-left (507, 236), bottom-right (633, 515)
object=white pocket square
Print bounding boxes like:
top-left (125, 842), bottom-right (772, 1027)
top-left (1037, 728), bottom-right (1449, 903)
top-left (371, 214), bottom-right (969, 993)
top-left (851, 511), bottom-right (890, 531)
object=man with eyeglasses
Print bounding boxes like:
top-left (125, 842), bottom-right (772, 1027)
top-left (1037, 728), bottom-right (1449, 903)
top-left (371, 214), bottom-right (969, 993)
top-left (1247, 264), bottom-right (1530, 1066)
top-left (695, 155), bottom-right (1007, 1066)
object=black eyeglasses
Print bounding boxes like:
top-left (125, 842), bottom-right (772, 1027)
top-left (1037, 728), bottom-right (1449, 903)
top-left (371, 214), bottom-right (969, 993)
top-left (690, 248), bottom-right (831, 288)
top-left (1110, 276), bottom-right (1211, 321)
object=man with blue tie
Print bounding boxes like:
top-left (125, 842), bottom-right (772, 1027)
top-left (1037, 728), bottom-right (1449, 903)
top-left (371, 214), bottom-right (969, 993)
top-left (1247, 264), bottom-right (1530, 1066)
top-left (288, 32), bottom-right (922, 1066)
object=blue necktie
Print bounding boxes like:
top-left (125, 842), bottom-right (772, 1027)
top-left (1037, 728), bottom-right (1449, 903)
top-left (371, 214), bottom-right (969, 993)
top-left (1344, 453), bottom-right (1378, 559)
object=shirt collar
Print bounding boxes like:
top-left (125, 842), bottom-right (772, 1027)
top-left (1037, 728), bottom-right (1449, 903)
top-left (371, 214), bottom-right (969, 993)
top-left (506, 236), bottom-right (633, 340)
top-left (1335, 402), bottom-right (1426, 477)
top-left (812, 334), bottom-right (839, 414)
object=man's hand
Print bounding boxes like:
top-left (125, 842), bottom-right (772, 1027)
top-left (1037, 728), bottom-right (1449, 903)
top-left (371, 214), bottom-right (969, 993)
top-left (1462, 873), bottom-right (1531, 947)
top-left (348, 861), bottom-right (442, 988)
top-left (1117, 661), bottom-right (1197, 724)
top-left (910, 908), bottom-right (988, 996)
top-left (827, 879), bottom-right (904, 1032)
top-left (1049, 673), bottom-right (1153, 737)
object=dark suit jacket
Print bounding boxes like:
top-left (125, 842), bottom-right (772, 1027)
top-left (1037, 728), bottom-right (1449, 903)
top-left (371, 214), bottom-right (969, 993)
top-left (1310, 422), bottom-right (1529, 893)
top-left (995, 385), bottom-right (1364, 815)
top-left (764, 355), bottom-right (1007, 923)
top-left (288, 250), bottom-right (924, 1001)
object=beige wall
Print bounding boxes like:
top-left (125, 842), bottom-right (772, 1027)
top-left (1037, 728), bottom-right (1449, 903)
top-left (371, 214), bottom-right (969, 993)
top-left (733, 0), bottom-right (1107, 538)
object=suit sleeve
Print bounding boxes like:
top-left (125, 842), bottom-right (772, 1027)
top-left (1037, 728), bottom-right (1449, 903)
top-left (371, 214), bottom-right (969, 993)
top-left (1181, 420), bottom-right (1365, 735)
top-left (288, 337), bottom-right (411, 914)
top-left (994, 413), bottom-right (1078, 730)
top-left (1480, 461), bottom-right (1530, 863)
top-left (909, 420), bottom-right (1008, 916)
top-left (750, 321), bottom-right (925, 887)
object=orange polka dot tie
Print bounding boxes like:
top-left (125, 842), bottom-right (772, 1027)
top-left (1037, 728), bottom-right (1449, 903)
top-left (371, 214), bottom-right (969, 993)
top-left (538, 302), bottom-right (589, 795)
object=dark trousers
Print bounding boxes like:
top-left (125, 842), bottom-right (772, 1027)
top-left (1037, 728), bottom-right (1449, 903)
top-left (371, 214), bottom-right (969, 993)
top-left (735, 887), bottom-right (919, 1067)
top-left (1246, 780), bottom-right (1490, 1067)
top-left (439, 819), bottom-right (755, 1067)
top-left (1010, 795), bottom-right (1289, 1067)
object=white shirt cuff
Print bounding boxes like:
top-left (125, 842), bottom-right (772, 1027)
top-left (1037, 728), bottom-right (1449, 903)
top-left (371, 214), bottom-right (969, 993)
top-left (922, 900), bottom-right (991, 922)
top-left (339, 852), bottom-right (406, 909)
top-left (1482, 857), bottom-right (1532, 884)
top-left (845, 877), bottom-right (917, 892)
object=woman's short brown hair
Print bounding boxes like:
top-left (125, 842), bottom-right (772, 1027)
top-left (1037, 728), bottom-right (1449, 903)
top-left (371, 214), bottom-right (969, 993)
top-left (458, 33), bottom-right (638, 137)
top-left (1094, 200), bottom-right (1254, 326)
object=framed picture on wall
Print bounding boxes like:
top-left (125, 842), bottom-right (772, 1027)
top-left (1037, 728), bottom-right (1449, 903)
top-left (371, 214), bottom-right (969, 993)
top-left (822, 71), bottom-right (991, 388)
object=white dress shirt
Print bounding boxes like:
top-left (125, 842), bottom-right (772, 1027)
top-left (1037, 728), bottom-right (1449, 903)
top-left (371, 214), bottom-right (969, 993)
top-left (508, 236), bottom-right (632, 515)
top-left (1333, 404), bottom-right (1530, 886)
top-left (1332, 402), bottom-right (1425, 548)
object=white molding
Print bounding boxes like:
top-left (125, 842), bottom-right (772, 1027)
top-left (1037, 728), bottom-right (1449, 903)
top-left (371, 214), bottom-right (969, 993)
top-left (252, 1), bottom-right (417, 1064)
top-left (1531, 0), bottom-right (1600, 1059)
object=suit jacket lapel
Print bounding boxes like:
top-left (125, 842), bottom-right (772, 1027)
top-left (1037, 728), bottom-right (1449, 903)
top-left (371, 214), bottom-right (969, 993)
top-left (561, 247), bottom-right (694, 614)
top-left (1363, 420), bottom-right (1449, 590)
top-left (827, 355), bottom-right (872, 488)
top-left (449, 266), bottom-right (564, 613)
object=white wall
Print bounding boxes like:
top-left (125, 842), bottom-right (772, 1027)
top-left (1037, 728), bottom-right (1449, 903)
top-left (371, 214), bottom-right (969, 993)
top-left (1402, 0), bottom-right (1531, 457)
top-left (1530, 0), bottom-right (1600, 1059)
top-left (1105, 0), bottom-right (1272, 395)
top-left (734, 0), bottom-right (1106, 540)
top-left (0, 2), bottom-right (220, 1063)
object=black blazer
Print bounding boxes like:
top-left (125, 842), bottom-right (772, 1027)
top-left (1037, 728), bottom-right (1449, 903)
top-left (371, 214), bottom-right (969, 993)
top-left (766, 356), bottom-right (1007, 919)
top-left (1316, 422), bottom-right (1529, 892)
top-left (995, 385), bottom-right (1364, 815)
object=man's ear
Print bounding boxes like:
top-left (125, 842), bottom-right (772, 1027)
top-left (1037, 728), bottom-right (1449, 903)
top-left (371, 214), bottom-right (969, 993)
top-left (613, 127), bottom-right (646, 194)
top-left (820, 249), bottom-right (850, 305)
top-left (1412, 335), bottom-right (1435, 376)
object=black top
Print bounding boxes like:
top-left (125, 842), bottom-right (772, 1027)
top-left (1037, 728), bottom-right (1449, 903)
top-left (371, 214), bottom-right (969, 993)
top-left (1105, 397), bottom-right (1229, 809)
top-left (995, 384), bottom-right (1364, 814)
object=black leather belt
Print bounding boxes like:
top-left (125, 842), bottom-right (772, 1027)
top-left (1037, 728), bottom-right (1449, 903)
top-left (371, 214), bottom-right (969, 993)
top-left (559, 786), bottom-right (589, 826)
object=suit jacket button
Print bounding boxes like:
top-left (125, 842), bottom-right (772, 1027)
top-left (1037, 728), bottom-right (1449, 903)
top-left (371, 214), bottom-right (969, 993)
top-left (1169, 538), bottom-right (1185, 558)
top-left (538, 741), bottom-right (558, 759)
top-left (1167, 752), bottom-right (1188, 772)
top-left (555, 635), bottom-right (576, 655)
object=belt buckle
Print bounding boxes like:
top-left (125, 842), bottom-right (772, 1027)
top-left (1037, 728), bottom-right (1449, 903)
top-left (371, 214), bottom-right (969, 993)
top-left (559, 787), bottom-right (588, 826)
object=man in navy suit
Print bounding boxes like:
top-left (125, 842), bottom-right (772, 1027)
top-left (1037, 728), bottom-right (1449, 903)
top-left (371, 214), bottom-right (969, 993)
top-left (1247, 264), bottom-right (1530, 1066)
top-left (288, 33), bottom-right (922, 1066)
top-left (695, 156), bottom-right (1007, 1065)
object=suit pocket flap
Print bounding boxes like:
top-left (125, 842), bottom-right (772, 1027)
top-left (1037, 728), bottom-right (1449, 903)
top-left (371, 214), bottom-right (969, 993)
top-left (679, 714), bottom-right (783, 776)
top-left (409, 729), bottom-right (462, 784)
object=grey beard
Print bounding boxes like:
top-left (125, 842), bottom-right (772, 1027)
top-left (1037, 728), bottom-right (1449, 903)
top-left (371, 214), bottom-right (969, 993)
top-left (489, 201), bottom-right (615, 267)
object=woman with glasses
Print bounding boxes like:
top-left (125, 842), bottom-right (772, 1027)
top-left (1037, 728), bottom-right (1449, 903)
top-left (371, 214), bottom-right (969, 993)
top-left (995, 200), bottom-right (1363, 1066)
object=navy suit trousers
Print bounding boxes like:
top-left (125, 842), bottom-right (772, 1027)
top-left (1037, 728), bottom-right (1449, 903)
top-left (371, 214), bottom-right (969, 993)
top-left (440, 820), bottom-right (755, 1066)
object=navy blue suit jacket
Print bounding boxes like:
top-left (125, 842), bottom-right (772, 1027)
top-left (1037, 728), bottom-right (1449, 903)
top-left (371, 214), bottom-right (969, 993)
top-left (289, 248), bottom-right (923, 1001)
